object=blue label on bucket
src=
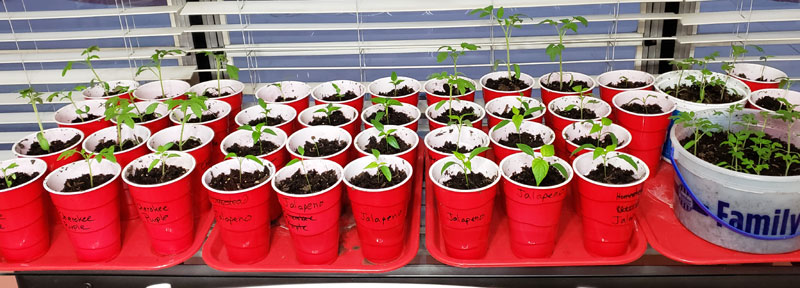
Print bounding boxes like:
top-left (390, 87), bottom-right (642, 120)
top-left (661, 110), bottom-right (680, 162)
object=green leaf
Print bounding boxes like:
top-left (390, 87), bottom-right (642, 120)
top-left (590, 123), bottom-right (602, 134)
top-left (245, 155), bottom-right (263, 166)
top-left (617, 154), bottom-right (639, 171)
top-left (286, 158), bottom-right (301, 166)
top-left (364, 162), bottom-right (380, 169)
top-left (147, 159), bottom-right (160, 172)
top-left (516, 143), bottom-right (535, 156)
top-left (226, 64), bottom-right (239, 80)
top-left (564, 104), bottom-right (576, 111)
top-left (575, 16), bottom-right (588, 26)
top-left (469, 146), bottom-right (490, 159)
top-left (496, 6), bottom-right (504, 19)
top-left (57, 148), bottom-right (76, 161)
top-left (494, 119), bottom-right (511, 130)
top-left (61, 61), bottom-right (73, 77)
top-left (592, 147), bottom-right (604, 159)
top-left (452, 151), bottom-right (466, 161)
top-left (531, 158), bottom-right (549, 186)
top-left (572, 143), bottom-right (595, 156)
top-left (390, 71), bottom-right (398, 82)
top-left (435, 100), bottom-right (447, 110)
top-left (296, 145), bottom-right (305, 156)
top-left (387, 136), bottom-right (400, 149)
top-left (441, 161), bottom-right (457, 174)
top-left (36, 132), bottom-right (50, 152)
top-left (436, 52), bottom-right (448, 63)
top-left (379, 166), bottom-right (392, 182)
top-left (540, 144), bottom-right (555, 157)
top-left (601, 117), bottom-right (612, 126)
top-left (371, 148), bottom-right (381, 160)
top-left (513, 64), bottom-right (521, 79)
top-left (225, 152), bottom-right (237, 159)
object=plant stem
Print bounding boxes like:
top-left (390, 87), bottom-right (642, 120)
top-left (216, 57), bottom-right (222, 96)
top-left (178, 116), bottom-right (187, 151)
top-left (503, 25), bottom-right (512, 80)
top-left (87, 157), bottom-right (94, 188)
top-left (86, 60), bottom-right (104, 91)
top-left (156, 61), bottom-right (166, 98)
top-left (32, 100), bottom-right (45, 135)
top-left (558, 29), bottom-right (564, 90)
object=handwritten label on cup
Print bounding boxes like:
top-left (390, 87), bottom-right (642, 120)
top-left (137, 203), bottom-right (171, 224)
top-left (210, 195), bottom-right (249, 207)
top-left (60, 212), bottom-right (95, 232)
top-left (286, 200), bottom-right (325, 213)
top-left (285, 213), bottom-right (316, 232)
top-left (612, 201), bottom-right (639, 225)
top-left (359, 209), bottom-right (404, 226)
top-left (513, 188), bottom-right (565, 203)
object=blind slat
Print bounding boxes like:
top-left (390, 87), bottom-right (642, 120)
top-left (0, 47), bottom-right (182, 64)
top-left (0, 27), bottom-right (183, 43)
top-left (678, 31), bottom-right (800, 45)
top-left (0, 5), bottom-right (179, 21)
top-left (681, 9), bottom-right (800, 26)
top-left (0, 66), bottom-right (196, 85)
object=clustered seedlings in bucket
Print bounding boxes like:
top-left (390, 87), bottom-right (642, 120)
top-left (323, 82), bottom-right (357, 101)
top-left (48, 87), bottom-right (98, 123)
top-left (429, 42), bottom-right (479, 99)
top-left (63, 46), bottom-right (128, 96)
top-left (574, 136), bottom-right (639, 184)
top-left (512, 144), bottom-right (568, 186)
top-left (440, 146), bottom-right (493, 189)
top-left (606, 75), bottom-right (648, 89)
top-left (57, 147), bottom-right (117, 191)
top-left (665, 52), bottom-right (742, 104)
top-left (136, 49), bottom-right (185, 99)
top-left (208, 152), bottom-right (269, 191)
top-left (18, 88), bottom-right (80, 155)
top-left (553, 85), bottom-right (599, 119)
top-left (127, 143), bottom-right (188, 184)
top-left (200, 51), bottom-right (239, 97)
top-left (366, 97), bottom-right (412, 125)
top-left (620, 93), bottom-right (664, 114)
top-left (100, 96), bottom-right (151, 151)
top-left (433, 114), bottom-right (474, 154)
top-left (280, 147), bottom-right (339, 194)
top-left (571, 117), bottom-right (619, 149)
top-left (365, 119), bottom-right (410, 154)
top-left (379, 71), bottom-right (414, 97)
top-left (471, 5), bottom-right (529, 91)
top-left (671, 111), bottom-right (723, 156)
top-left (309, 103), bottom-right (347, 126)
top-left (165, 94), bottom-right (208, 151)
top-left (234, 123), bottom-right (279, 156)
top-left (351, 149), bottom-right (407, 189)
top-left (494, 105), bottom-right (546, 148)
top-left (756, 79), bottom-right (795, 111)
top-left (248, 98), bottom-right (286, 126)
top-left (493, 97), bottom-right (543, 119)
top-left (539, 16), bottom-right (589, 92)
top-left (300, 135), bottom-right (347, 157)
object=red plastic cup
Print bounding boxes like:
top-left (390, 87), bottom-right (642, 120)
top-left (220, 129), bottom-right (288, 221)
top-left (479, 71), bottom-right (535, 103)
top-left (83, 125), bottom-right (152, 220)
top-left (0, 159), bottom-right (50, 262)
top-left (423, 126), bottom-right (489, 171)
top-left (727, 63), bottom-right (787, 92)
top-left (311, 80), bottom-right (367, 117)
top-left (499, 152), bottom-right (573, 258)
top-left (111, 101), bottom-right (171, 136)
top-left (148, 124), bottom-right (215, 212)
top-left (54, 100), bottom-right (111, 138)
top-left (286, 126), bottom-right (352, 168)
top-left (489, 121), bottom-right (555, 164)
top-left (362, 102), bottom-right (421, 132)
top-left (204, 158), bottom-right (276, 264)
top-left (354, 125), bottom-right (419, 169)
top-left (132, 80), bottom-right (190, 102)
top-left (538, 72), bottom-right (596, 108)
top-left (368, 76), bottom-right (421, 106)
top-left (171, 99), bottom-right (231, 164)
top-left (81, 80), bottom-right (139, 101)
top-left (122, 152), bottom-right (196, 255)
top-left (597, 70), bottom-right (655, 115)
top-left (611, 90), bottom-right (676, 174)
top-left (256, 81), bottom-right (311, 129)
top-left (343, 155), bottom-right (413, 263)
top-left (572, 152), bottom-right (649, 257)
top-left (748, 89), bottom-right (800, 111)
top-left (234, 103), bottom-right (297, 136)
top-left (425, 100), bottom-right (485, 131)
top-left (429, 156), bottom-right (500, 259)
top-left (423, 76), bottom-right (477, 106)
top-left (44, 159), bottom-right (123, 262)
top-left (13, 128), bottom-right (84, 173)
top-left (562, 122), bottom-right (632, 164)
top-left (484, 96), bottom-right (545, 129)
top-left (297, 103), bottom-right (361, 139)
top-left (272, 159), bottom-right (344, 264)
top-left (190, 79), bottom-right (245, 132)
top-left (547, 96), bottom-right (612, 159)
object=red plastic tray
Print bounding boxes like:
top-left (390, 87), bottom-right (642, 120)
top-left (0, 207), bottom-right (214, 271)
top-left (201, 142), bottom-right (424, 273)
top-left (638, 161), bottom-right (800, 264)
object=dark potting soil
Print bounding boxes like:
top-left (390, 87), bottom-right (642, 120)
top-left (302, 138), bottom-right (348, 157)
top-left (432, 142), bottom-right (473, 154)
top-left (510, 165), bottom-right (566, 187)
top-left (606, 79), bottom-right (648, 89)
top-left (485, 77), bottom-right (530, 91)
top-left (166, 137), bottom-right (204, 151)
top-left (679, 132), bottom-right (800, 176)
top-left (0, 171), bottom-right (40, 190)
top-left (153, 93), bottom-right (182, 100)
top-left (620, 102), bottom-right (664, 114)
top-left (24, 135), bottom-right (81, 156)
top-left (441, 171), bottom-right (495, 190)
top-left (363, 136), bottom-right (412, 155)
top-left (208, 167), bottom-right (270, 191)
top-left (350, 166), bottom-right (408, 189)
top-left (431, 107), bottom-right (479, 124)
top-left (61, 174), bottom-right (115, 192)
top-left (585, 164), bottom-right (637, 184)
top-left (492, 105), bottom-right (537, 119)
top-left (226, 140), bottom-right (279, 156)
top-left (497, 132), bottom-right (546, 148)
top-left (93, 137), bottom-right (143, 153)
top-left (276, 169), bottom-right (339, 194)
top-left (274, 95), bottom-right (297, 102)
top-left (432, 83), bottom-right (472, 96)
top-left (247, 115), bottom-right (287, 126)
top-left (570, 134), bottom-right (616, 148)
top-left (69, 114), bottom-right (102, 123)
top-left (103, 86), bottom-right (128, 97)
top-left (755, 96), bottom-right (788, 111)
top-left (542, 80), bottom-right (591, 93)
top-left (133, 112), bottom-right (161, 123)
top-left (662, 84), bottom-right (742, 104)
top-left (553, 108), bottom-right (598, 120)
top-left (378, 86), bottom-right (415, 97)
top-left (365, 107), bottom-right (414, 125)
top-left (309, 110), bottom-right (350, 126)
top-left (185, 112), bottom-right (220, 123)
top-left (737, 73), bottom-right (771, 82)
top-left (202, 89), bottom-right (232, 98)
top-left (127, 165), bottom-right (188, 185)
top-left (322, 90), bottom-right (358, 102)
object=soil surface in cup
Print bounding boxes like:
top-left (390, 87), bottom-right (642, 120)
top-left (0, 172), bottom-right (40, 190)
top-left (510, 165), bottom-right (566, 187)
top-left (570, 134), bottom-right (616, 148)
top-left (620, 102), bottom-right (664, 114)
top-left (24, 134), bottom-right (81, 156)
top-left (661, 84), bottom-right (742, 104)
top-left (485, 76), bottom-right (530, 91)
top-left (541, 79), bottom-right (591, 93)
top-left (755, 96), bottom-right (788, 112)
top-left (202, 88), bottom-right (232, 98)
top-left (497, 132), bottom-right (546, 148)
top-left (363, 135), bottom-right (412, 155)
top-left (127, 165), bottom-right (188, 185)
top-left (553, 107), bottom-right (598, 120)
top-left (274, 95), bottom-right (297, 102)
top-left (185, 112), bottom-right (220, 123)
top-left (433, 142), bottom-right (474, 154)
top-left (680, 132), bottom-right (800, 176)
top-left (432, 83), bottom-right (473, 96)
top-left (309, 110), bottom-right (350, 126)
top-left (737, 73), bottom-right (771, 82)
top-left (93, 137), bottom-right (144, 153)
top-left (585, 164), bottom-right (636, 184)
top-left (247, 115), bottom-right (287, 127)
top-left (276, 169), bottom-right (338, 195)
top-left (322, 91), bottom-right (358, 101)
top-left (208, 166), bottom-right (270, 191)
top-left (350, 166), bottom-right (408, 189)
top-left (365, 107), bottom-right (414, 125)
top-left (133, 112), bottom-right (162, 123)
top-left (226, 140), bottom-right (279, 156)
top-left (378, 86), bottom-right (415, 97)
top-left (301, 138), bottom-right (348, 157)
top-left (167, 137), bottom-right (204, 151)
top-left (492, 106), bottom-right (538, 119)
top-left (61, 173), bottom-right (115, 192)
top-left (606, 78), bottom-right (648, 89)
top-left (70, 114), bottom-right (102, 123)
top-left (431, 107), bottom-right (479, 124)
top-left (103, 86), bottom-right (128, 97)
top-left (441, 171), bottom-right (496, 190)
top-left (153, 93), bottom-right (183, 99)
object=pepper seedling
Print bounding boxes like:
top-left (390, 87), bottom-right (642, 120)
top-left (270, 82), bottom-right (290, 102)
top-left (224, 152), bottom-right (265, 186)
top-left (364, 149), bottom-right (393, 182)
top-left (371, 97), bottom-right (402, 124)
top-left (440, 146), bottom-right (491, 188)
top-left (1, 162), bottom-right (19, 189)
top-left (18, 87), bottom-right (49, 151)
top-left (200, 51), bottom-right (239, 97)
top-left (571, 132), bottom-right (638, 180)
top-left (495, 98), bottom-right (544, 143)
top-left (562, 85), bottom-right (599, 119)
top-left (165, 93), bottom-right (208, 151)
top-left (447, 113), bottom-right (474, 154)
top-left (623, 94), bottom-right (658, 114)
top-left (330, 83), bottom-right (345, 100)
top-left (429, 42), bottom-right (480, 118)
top-left (136, 49), bottom-right (185, 99)
top-left (539, 16), bottom-right (588, 90)
top-left (147, 142), bottom-right (181, 183)
top-left (237, 122), bottom-right (277, 155)
top-left (389, 71), bottom-right (405, 97)
top-left (315, 103), bottom-right (341, 125)
top-left (57, 147), bottom-right (117, 188)
top-left (102, 96), bottom-right (144, 149)
top-left (285, 146), bottom-right (313, 191)
top-left (516, 144), bottom-right (568, 186)
top-left (48, 87), bottom-right (90, 122)
top-left (471, 5), bottom-right (524, 82)
top-left (370, 118), bottom-right (400, 150)
top-left (62, 46), bottom-right (119, 93)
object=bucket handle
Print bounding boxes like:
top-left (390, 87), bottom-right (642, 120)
top-left (670, 154), bottom-right (800, 241)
